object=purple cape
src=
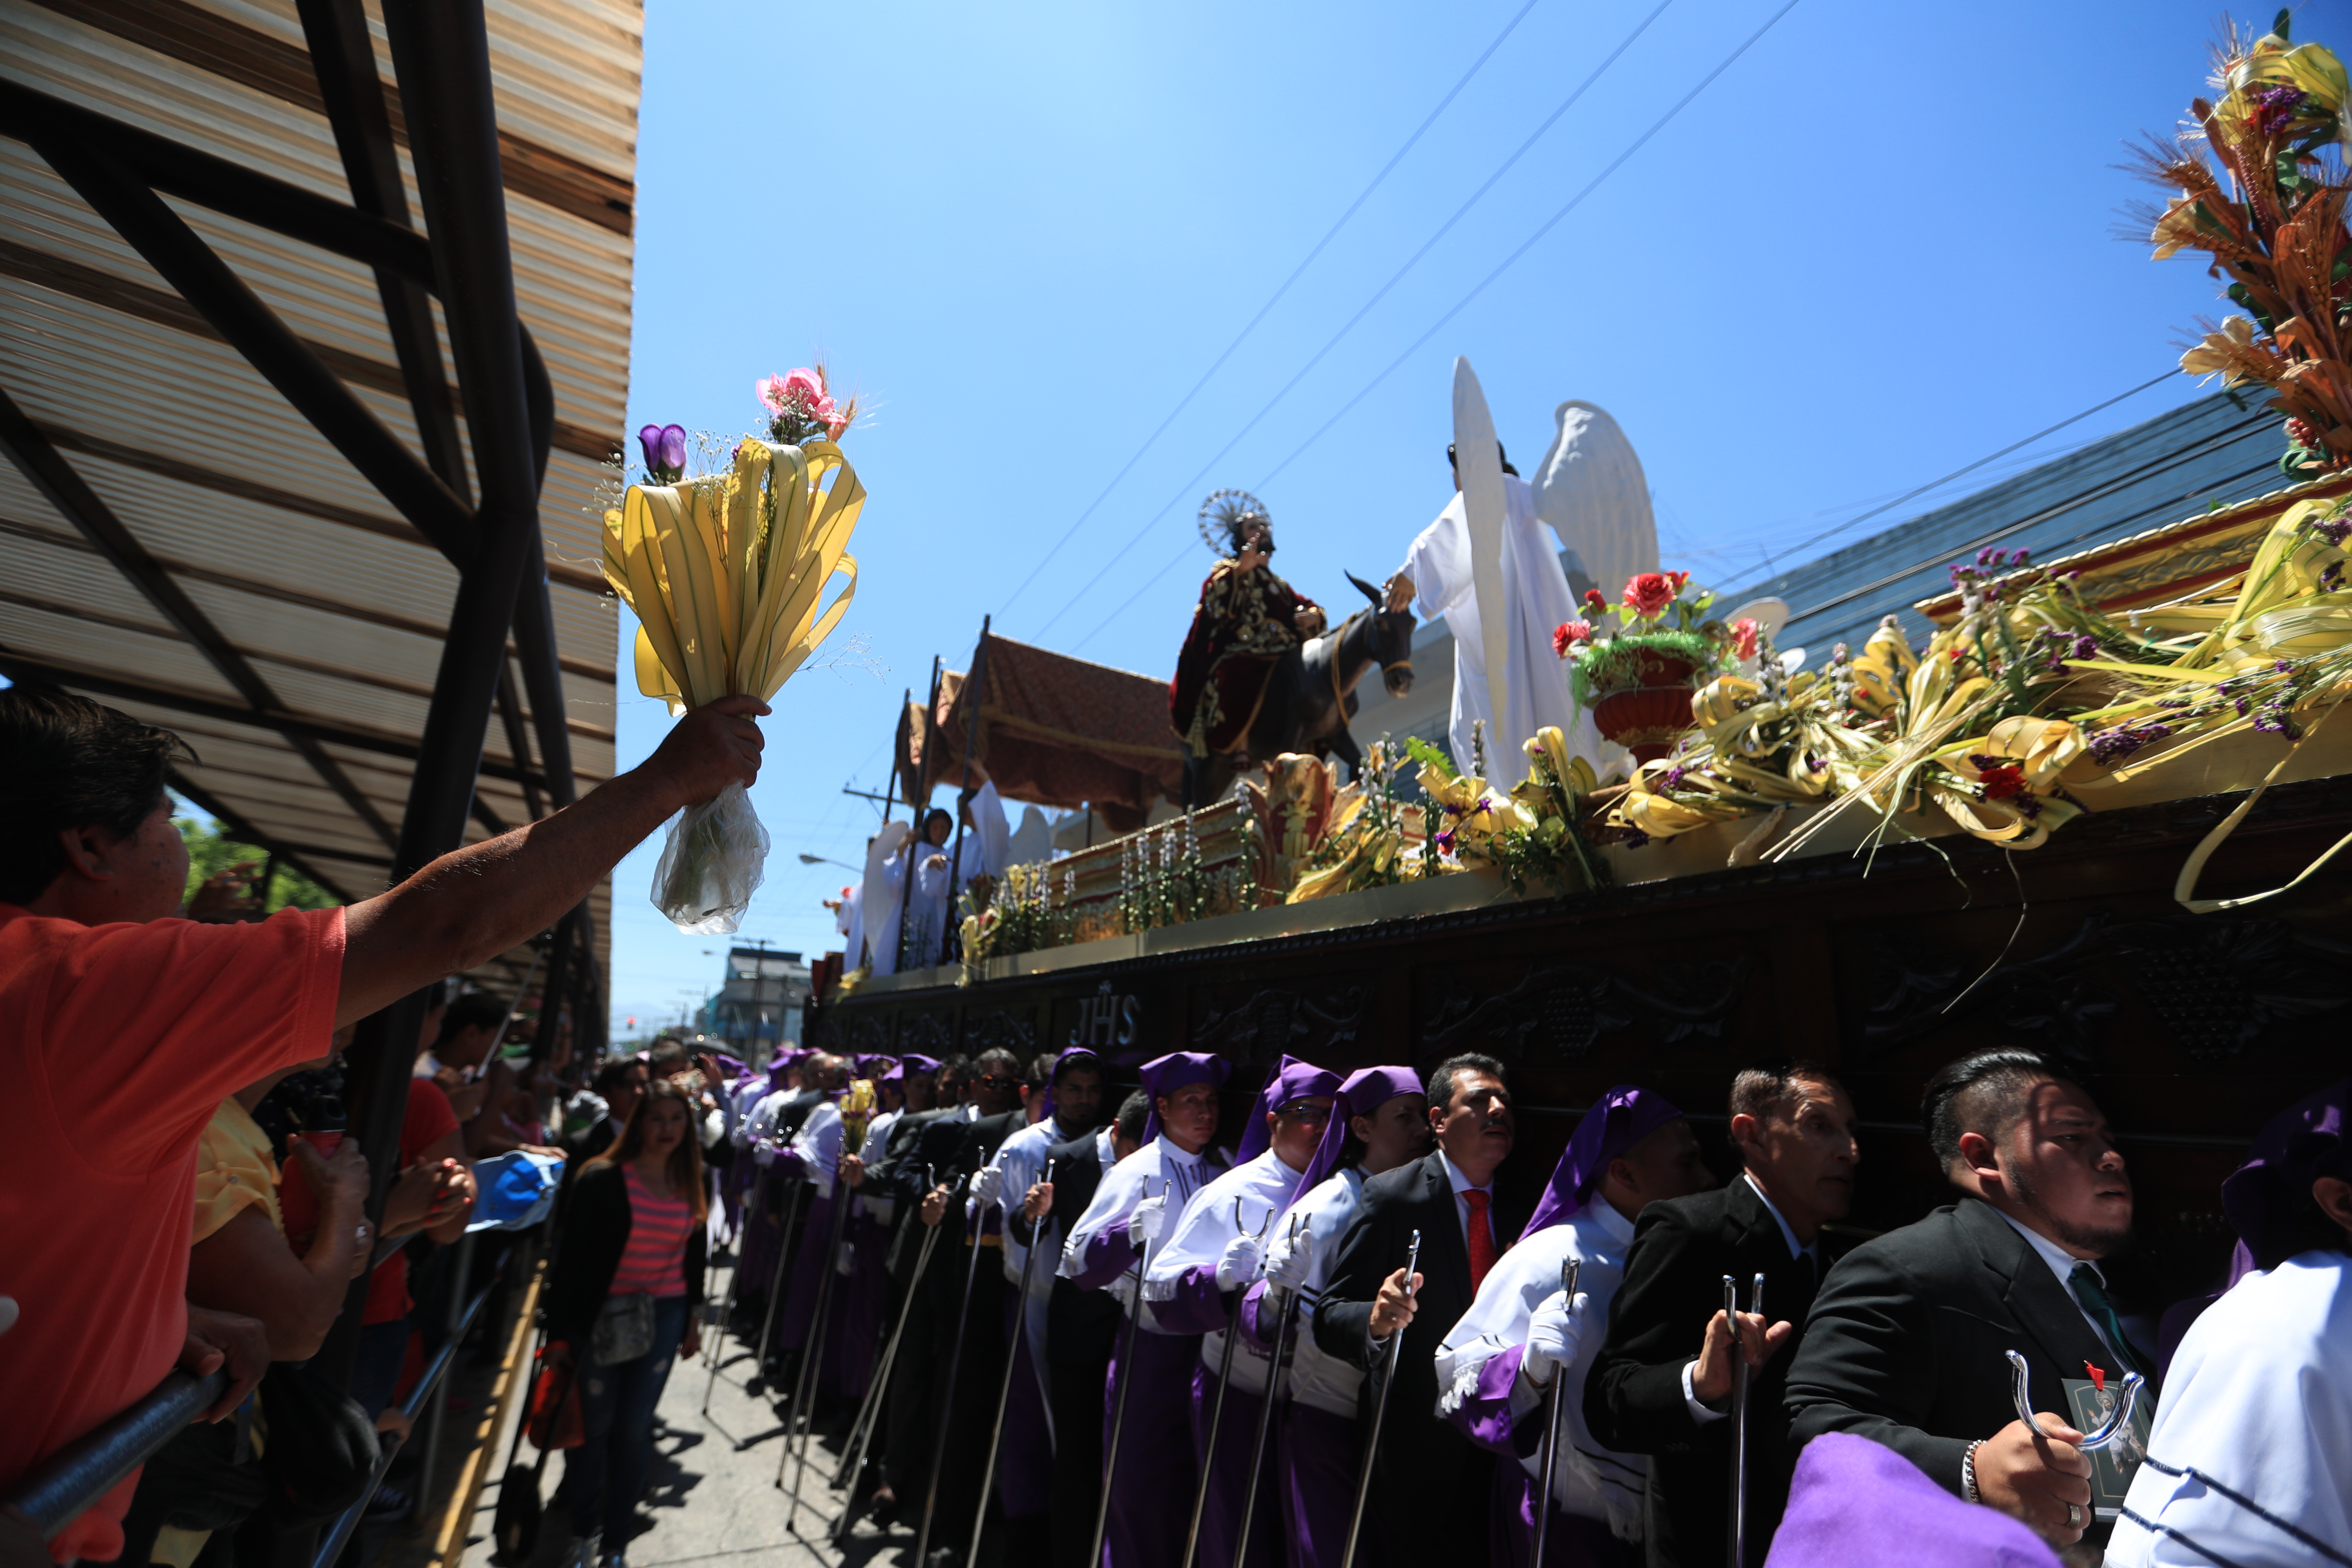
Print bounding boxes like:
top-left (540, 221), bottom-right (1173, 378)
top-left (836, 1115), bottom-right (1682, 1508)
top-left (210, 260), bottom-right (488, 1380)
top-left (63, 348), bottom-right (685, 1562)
top-left (1765, 1433), bottom-right (2057, 1568)
top-left (2222, 1074), bottom-right (2351, 1270)
top-left (1295, 1065), bottom-right (1421, 1199)
top-left (1521, 1084), bottom-right (1682, 1241)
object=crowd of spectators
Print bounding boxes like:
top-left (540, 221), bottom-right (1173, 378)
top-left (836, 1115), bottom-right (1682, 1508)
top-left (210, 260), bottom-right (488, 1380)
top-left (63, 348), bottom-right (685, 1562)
top-left (0, 682), bottom-right (764, 1566)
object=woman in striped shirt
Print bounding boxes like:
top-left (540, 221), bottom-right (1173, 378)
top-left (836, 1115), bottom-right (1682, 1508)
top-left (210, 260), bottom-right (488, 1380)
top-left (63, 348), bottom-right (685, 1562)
top-left (546, 1077), bottom-right (709, 1568)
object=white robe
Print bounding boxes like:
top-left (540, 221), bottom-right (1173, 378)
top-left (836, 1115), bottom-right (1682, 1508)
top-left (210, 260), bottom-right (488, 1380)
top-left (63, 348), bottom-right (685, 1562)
top-left (1433, 1198), bottom-right (1648, 1540)
top-left (1279, 1169), bottom-right (1371, 1419)
top-left (2107, 1250), bottom-right (2352, 1568)
top-left (1401, 473), bottom-right (1592, 789)
top-left (1060, 1132), bottom-right (1225, 1329)
top-left (856, 822), bottom-right (911, 974)
top-left (1144, 1148), bottom-right (1311, 1396)
top-left (881, 834), bottom-right (954, 973)
top-left (995, 1115), bottom-right (1111, 1440)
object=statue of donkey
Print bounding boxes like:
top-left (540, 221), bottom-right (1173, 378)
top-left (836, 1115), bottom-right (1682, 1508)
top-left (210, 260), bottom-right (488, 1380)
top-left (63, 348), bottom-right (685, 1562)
top-left (1181, 571), bottom-right (1417, 809)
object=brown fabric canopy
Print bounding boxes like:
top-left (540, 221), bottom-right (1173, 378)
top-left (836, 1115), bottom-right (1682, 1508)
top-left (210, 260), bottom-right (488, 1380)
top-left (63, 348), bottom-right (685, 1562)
top-left (910, 633), bottom-right (1183, 834)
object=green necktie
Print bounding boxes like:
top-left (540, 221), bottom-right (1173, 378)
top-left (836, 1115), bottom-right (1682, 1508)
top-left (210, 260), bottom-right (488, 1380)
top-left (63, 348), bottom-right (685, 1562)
top-left (2068, 1263), bottom-right (2146, 1378)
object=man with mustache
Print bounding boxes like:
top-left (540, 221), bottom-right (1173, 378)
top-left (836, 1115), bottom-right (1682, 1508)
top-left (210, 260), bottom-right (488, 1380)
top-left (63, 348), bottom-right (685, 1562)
top-left (1317, 1053), bottom-right (1521, 1566)
top-left (1785, 1049), bottom-right (2155, 1555)
top-left (1586, 1062), bottom-right (1859, 1568)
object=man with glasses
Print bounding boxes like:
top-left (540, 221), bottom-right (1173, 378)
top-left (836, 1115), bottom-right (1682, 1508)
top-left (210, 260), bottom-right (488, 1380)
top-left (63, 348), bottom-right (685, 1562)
top-left (1146, 1056), bottom-right (1341, 1568)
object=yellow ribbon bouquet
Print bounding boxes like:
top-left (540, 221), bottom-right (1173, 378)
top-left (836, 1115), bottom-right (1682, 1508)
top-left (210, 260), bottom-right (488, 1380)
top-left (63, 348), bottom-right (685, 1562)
top-left (602, 422), bottom-right (864, 931)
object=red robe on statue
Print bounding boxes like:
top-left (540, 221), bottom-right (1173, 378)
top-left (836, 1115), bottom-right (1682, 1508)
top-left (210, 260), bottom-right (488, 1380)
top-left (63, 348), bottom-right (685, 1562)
top-left (1169, 559), bottom-right (1320, 759)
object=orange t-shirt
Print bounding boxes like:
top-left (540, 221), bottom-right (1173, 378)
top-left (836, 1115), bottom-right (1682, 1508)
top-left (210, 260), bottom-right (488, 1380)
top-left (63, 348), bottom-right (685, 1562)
top-left (0, 902), bottom-right (345, 1563)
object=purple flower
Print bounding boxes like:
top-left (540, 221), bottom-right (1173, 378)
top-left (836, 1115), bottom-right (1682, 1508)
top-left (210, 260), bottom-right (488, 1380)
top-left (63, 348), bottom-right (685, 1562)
top-left (2275, 659), bottom-right (2295, 674)
top-left (1661, 765), bottom-right (1687, 790)
top-left (2013, 549), bottom-right (2031, 567)
top-left (2072, 635), bottom-right (2098, 659)
top-left (1976, 548), bottom-right (1998, 567)
top-left (2311, 515), bottom-right (2352, 545)
top-left (1621, 829), bottom-right (1651, 849)
top-left (638, 423), bottom-right (687, 481)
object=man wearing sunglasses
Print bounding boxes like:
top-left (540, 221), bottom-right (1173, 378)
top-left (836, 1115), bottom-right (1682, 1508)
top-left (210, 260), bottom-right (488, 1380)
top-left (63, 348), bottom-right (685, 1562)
top-left (1145, 1056), bottom-right (1342, 1568)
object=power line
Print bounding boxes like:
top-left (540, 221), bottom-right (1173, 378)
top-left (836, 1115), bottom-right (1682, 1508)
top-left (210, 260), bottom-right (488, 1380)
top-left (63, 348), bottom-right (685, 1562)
top-left (992, 0), bottom-right (1543, 621)
top-left (1740, 371), bottom-right (2178, 581)
top-left (1032, 0), bottom-right (1680, 640)
top-left (1780, 411), bottom-right (2281, 631)
top-left (1068, 0), bottom-right (1799, 652)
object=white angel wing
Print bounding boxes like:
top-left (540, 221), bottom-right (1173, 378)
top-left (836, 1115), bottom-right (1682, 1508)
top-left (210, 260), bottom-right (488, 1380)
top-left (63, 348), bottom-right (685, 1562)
top-left (1531, 400), bottom-right (1657, 609)
top-left (1452, 357), bottom-right (1512, 741)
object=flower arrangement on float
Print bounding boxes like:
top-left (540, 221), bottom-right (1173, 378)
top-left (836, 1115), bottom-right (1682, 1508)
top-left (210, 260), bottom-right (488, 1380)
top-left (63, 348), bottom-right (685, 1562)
top-left (1555, 570), bottom-right (1727, 763)
top-left (600, 369), bottom-right (866, 932)
top-left (2145, 13), bottom-right (2352, 473)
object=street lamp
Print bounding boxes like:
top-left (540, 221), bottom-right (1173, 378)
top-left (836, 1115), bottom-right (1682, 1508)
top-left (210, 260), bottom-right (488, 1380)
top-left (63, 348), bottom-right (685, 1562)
top-left (798, 851), bottom-right (858, 870)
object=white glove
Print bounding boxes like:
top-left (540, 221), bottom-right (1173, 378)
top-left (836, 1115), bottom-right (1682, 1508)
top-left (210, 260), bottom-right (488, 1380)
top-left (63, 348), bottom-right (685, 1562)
top-left (1129, 1193), bottom-right (1169, 1247)
top-left (1261, 1227), bottom-right (1313, 1293)
top-left (1522, 1290), bottom-right (1590, 1388)
top-left (752, 1139), bottom-right (777, 1168)
top-left (969, 1164), bottom-right (1006, 1207)
top-left (1216, 1231), bottom-right (1265, 1292)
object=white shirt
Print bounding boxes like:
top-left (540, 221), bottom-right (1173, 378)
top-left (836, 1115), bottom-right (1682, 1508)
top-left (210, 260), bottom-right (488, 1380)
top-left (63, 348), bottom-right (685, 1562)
top-left (786, 1101), bottom-right (847, 1198)
top-left (1436, 1147), bottom-right (1499, 1251)
top-left (1988, 1206), bottom-right (2128, 1369)
top-left (2107, 1250), bottom-right (2351, 1568)
top-left (1436, 1198), bottom-right (1646, 1539)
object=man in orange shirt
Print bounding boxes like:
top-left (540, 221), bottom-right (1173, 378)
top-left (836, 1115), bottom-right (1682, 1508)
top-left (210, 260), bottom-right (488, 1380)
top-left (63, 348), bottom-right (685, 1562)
top-left (0, 684), bottom-right (764, 1562)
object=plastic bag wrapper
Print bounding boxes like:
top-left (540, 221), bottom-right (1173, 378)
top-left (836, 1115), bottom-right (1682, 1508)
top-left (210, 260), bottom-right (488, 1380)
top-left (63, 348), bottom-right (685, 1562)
top-left (652, 781), bottom-right (770, 933)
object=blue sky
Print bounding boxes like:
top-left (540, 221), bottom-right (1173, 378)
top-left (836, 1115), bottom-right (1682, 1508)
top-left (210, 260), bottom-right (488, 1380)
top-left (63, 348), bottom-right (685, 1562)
top-left (602, 0), bottom-right (2342, 1033)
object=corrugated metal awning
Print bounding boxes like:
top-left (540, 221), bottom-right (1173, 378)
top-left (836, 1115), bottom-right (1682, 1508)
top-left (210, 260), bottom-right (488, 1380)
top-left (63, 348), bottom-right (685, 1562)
top-left (0, 0), bottom-right (639, 1000)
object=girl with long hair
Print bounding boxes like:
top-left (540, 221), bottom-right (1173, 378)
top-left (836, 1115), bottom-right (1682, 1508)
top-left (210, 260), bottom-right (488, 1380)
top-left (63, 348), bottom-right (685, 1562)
top-left (545, 1077), bottom-right (709, 1568)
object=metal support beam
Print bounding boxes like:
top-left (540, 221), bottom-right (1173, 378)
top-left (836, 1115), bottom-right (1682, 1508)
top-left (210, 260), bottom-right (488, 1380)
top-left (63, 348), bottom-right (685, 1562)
top-left (26, 135), bottom-right (476, 558)
top-left (297, 0), bottom-right (472, 503)
top-left (0, 648), bottom-right (555, 789)
top-left (331, 0), bottom-right (552, 1389)
top-left (493, 663), bottom-right (545, 818)
top-left (0, 385), bottom-right (400, 851)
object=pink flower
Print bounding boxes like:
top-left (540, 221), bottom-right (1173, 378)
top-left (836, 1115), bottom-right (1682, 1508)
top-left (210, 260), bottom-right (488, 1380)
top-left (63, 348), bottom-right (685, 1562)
top-left (1623, 572), bottom-right (1676, 620)
top-left (782, 367), bottom-right (826, 403)
top-left (756, 374), bottom-right (789, 413)
top-left (1731, 617), bottom-right (1760, 661)
top-left (757, 367), bottom-right (829, 416)
top-left (1552, 620), bottom-right (1593, 657)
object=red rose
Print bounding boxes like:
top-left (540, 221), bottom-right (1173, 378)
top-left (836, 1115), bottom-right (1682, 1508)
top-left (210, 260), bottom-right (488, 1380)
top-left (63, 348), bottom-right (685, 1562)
top-left (1552, 620), bottom-right (1593, 657)
top-left (1623, 572), bottom-right (1676, 620)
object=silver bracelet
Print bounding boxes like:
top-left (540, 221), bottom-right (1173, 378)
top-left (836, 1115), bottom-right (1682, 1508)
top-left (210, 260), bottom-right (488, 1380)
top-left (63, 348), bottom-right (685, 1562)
top-left (1961, 1437), bottom-right (1988, 1504)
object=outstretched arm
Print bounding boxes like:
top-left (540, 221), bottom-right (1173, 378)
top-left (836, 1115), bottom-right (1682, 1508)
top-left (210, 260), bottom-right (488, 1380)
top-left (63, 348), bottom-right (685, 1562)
top-left (336, 698), bottom-right (765, 1028)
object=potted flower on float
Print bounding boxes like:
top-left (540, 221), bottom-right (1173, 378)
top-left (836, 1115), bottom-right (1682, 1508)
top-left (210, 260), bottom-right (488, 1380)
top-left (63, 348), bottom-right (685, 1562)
top-left (1554, 571), bottom-right (1725, 763)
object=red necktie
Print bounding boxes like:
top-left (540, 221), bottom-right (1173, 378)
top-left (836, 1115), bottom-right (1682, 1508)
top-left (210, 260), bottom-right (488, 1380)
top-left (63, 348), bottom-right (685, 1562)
top-left (1464, 1188), bottom-right (1497, 1294)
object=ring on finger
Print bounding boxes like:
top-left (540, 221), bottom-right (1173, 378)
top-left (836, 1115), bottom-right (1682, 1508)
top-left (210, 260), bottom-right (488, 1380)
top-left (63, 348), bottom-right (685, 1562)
top-left (2065, 1503), bottom-right (2083, 1529)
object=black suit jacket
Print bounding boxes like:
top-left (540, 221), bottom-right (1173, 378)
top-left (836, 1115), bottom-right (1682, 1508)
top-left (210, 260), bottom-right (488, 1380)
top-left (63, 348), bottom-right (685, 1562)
top-left (1784, 1198), bottom-right (2156, 1505)
top-left (1585, 1178), bottom-right (1832, 1568)
top-left (1038, 1131), bottom-right (1121, 1365)
top-left (1316, 1151), bottom-right (1520, 1567)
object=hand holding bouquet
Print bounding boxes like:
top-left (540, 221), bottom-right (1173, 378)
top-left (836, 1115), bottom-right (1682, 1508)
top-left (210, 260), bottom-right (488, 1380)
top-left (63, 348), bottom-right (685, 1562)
top-left (602, 376), bottom-right (866, 931)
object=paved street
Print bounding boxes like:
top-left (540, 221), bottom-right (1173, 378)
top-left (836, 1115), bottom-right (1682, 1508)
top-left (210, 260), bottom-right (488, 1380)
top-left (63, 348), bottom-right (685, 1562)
top-left (451, 1254), bottom-right (911, 1568)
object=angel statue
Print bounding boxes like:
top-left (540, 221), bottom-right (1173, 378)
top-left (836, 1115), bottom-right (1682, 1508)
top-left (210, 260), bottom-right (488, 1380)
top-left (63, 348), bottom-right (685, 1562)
top-left (1169, 490), bottom-right (1327, 764)
top-left (1394, 359), bottom-right (1659, 789)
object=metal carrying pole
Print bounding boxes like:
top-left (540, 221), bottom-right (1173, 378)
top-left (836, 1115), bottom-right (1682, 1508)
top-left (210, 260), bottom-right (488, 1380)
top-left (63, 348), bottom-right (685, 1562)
top-left (914, 1169), bottom-right (998, 1565)
top-left (754, 1174), bottom-right (813, 1378)
top-left (962, 1159), bottom-right (1054, 1568)
top-left (833, 1164), bottom-right (937, 1494)
top-left (1185, 1200), bottom-right (1269, 1568)
top-left (1724, 1272), bottom-right (1763, 1568)
top-left (1229, 1214), bottom-right (1303, 1568)
top-left (1087, 1179), bottom-right (1162, 1568)
top-left (1339, 1227), bottom-right (1421, 1568)
top-left (781, 1139), bottom-right (865, 1523)
top-left (1528, 1258), bottom-right (1581, 1568)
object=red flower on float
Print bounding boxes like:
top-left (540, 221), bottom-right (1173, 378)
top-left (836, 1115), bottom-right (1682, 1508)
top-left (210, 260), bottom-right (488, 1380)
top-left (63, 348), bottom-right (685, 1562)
top-left (1552, 620), bottom-right (1593, 657)
top-left (1623, 572), bottom-right (1676, 620)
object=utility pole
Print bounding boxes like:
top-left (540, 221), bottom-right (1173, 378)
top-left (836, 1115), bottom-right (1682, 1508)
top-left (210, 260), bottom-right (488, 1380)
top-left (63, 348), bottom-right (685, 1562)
top-left (747, 937), bottom-right (771, 1065)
